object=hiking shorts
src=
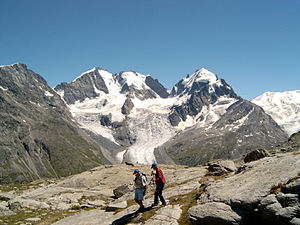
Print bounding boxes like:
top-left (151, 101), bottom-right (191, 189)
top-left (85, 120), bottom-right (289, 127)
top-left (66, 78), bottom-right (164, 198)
top-left (135, 188), bottom-right (145, 200)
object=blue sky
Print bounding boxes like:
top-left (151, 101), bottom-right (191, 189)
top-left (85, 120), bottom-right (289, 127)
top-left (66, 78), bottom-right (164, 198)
top-left (1, 0), bottom-right (299, 100)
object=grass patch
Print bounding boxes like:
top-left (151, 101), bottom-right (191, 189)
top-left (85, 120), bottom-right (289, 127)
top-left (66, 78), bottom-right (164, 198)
top-left (1, 208), bottom-right (79, 225)
top-left (169, 184), bottom-right (207, 225)
top-left (270, 183), bottom-right (286, 194)
top-left (0, 183), bottom-right (40, 194)
top-left (126, 199), bottom-right (136, 208)
top-left (137, 207), bottom-right (158, 223)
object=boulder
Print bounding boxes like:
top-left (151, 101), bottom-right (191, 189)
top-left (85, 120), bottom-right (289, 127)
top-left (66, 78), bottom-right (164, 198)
top-left (244, 148), bottom-right (271, 163)
top-left (8, 198), bottom-right (50, 210)
top-left (113, 184), bottom-right (131, 199)
top-left (192, 153), bottom-right (300, 224)
top-left (0, 201), bottom-right (16, 217)
top-left (189, 202), bottom-right (242, 225)
top-left (143, 205), bottom-right (182, 225)
top-left (106, 201), bottom-right (127, 212)
top-left (258, 192), bottom-right (300, 225)
top-left (207, 160), bottom-right (237, 176)
top-left (283, 179), bottom-right (300, 194)
top-left (0, 201), bottom-right (8, 209)
top-left (56, 202), bottom-right (72, 210)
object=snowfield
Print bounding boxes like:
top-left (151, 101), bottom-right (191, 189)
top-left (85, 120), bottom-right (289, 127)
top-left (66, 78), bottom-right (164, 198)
top-left (252, 90), bottom-right (300, 135)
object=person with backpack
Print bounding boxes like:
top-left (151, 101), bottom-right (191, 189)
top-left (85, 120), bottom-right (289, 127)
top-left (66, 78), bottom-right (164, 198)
top-left (133, 169), bottom-right (147, 212)
top-left (151, 163), bottom-right (167, 207)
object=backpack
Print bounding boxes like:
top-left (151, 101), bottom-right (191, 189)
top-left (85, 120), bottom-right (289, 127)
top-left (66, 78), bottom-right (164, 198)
top-left (141, 173), bottom-right (148, 182)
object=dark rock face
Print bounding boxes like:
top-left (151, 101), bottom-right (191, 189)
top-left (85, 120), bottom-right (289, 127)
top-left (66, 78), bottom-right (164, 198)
top-left (121, 98), bottom-right (134, 115)
top-left (113, 120), bottom-right (136, 147)
top-left (0, 64), bottom-right (108, 184)
top-left (100, 114), bottom-right (112, 126)
top-left (54, 68), bottom-right (109, 104)
top-left (145, 76), bottom-right (169, 98)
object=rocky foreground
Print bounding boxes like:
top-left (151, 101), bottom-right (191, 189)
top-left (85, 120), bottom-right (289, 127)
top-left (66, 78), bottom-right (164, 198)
top-left (0, 148), bottom-right (299, 224)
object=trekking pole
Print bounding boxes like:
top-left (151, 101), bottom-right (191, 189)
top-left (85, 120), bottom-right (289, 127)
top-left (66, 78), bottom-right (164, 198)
top-left (149, 171), bottom-right (155, 187)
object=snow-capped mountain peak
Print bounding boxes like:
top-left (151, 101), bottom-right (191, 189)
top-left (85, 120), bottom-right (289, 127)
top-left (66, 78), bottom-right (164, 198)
top-left (72, 67), bottom-right (109, 82)
top-left (117, 71), bottom-right (149, 90)
top-left (171, 68), bottom-right (231, 98)
top-left (182, 68), bottom-right (218, 88)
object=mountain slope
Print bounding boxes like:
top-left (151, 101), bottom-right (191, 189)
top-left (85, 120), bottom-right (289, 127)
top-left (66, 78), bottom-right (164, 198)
top-left (155, 99), bottom-right (287, 166)
top-left (0, 63), bottom-right (108, 184)
top-left (252, 90), bottom-right (300, 135)
top-left (55, 67), bottom-right (287, 165)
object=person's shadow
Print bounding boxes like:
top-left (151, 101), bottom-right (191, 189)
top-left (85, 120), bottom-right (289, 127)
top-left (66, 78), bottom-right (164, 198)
top-left (111, 206), bottom-right (153, 225)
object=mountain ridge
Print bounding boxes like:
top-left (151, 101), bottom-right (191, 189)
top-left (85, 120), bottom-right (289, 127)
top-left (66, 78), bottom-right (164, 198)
top-left (55, 65), bottom-right (288, 165)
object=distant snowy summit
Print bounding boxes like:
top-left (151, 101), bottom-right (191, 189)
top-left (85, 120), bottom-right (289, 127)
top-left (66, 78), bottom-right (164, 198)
top-left (252, 90), bottom-right (300, 135)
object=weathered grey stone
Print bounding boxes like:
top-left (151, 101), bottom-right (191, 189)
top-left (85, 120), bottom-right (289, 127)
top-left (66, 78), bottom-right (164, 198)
top-left (56, 202), bottom-right (72, 210)
top-left (0, 201), bottom-right (8, 209)
top-left (276, 192), bottom-right (299, 207)
top-left (59, 193), bottom-right (83, 203)
top-left (277, 206), bottom-right (299, 220)
top-left (259, 195), bottom-right (284, 221)
top-left (284, 179), bottom-right (300, 194)
top-left (0, 210), bottom-right (16, 217)
top-left (8, 199), bottom-right (22, 210)
top-left (199, 154), bottom-right (300, 210)
top-left (189, 202), bottom-right (242, 225)
top-left (87, 200), bottom-right (105, 207)
top-left (194, 153), bottom-right (300, 224)
top-left (290, 217), bottom-right (300, 225)
top-left (208, 159), bottom-right (237, 176)
top-left (244, 148), bottom-right (271, 163)
top-left (106, 201), bottom-right (127, 211)
top-left (143, 205), bottom-right (182, 225)
top-left (25, 217), bottom-right (41, 222)
top-left (113, 184), bottom-right (131, 198)
top-left (258, 191), bottom-right (300, 224)
top-left (8, 198), bottom-right (50, 210)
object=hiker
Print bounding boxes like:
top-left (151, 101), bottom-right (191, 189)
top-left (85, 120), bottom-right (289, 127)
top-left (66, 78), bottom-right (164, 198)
top-left (133, 169), bottom-right (147, 211)
top-left (151, 163), bottom-right (167, 206)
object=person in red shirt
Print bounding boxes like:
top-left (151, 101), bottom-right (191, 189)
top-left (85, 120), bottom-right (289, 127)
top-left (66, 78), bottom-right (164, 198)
top-left (151, 163), bottom-right (167, 206)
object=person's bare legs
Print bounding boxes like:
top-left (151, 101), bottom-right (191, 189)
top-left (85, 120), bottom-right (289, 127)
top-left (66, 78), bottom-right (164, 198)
top-left (135, 199), bottom-right (144, 210)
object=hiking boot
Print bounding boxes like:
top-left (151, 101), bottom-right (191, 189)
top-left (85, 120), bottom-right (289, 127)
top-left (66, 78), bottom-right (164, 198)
top-left (151, 203), bottom-right (158, 208)
top-left (162, 202), bottom-right (167, 206)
